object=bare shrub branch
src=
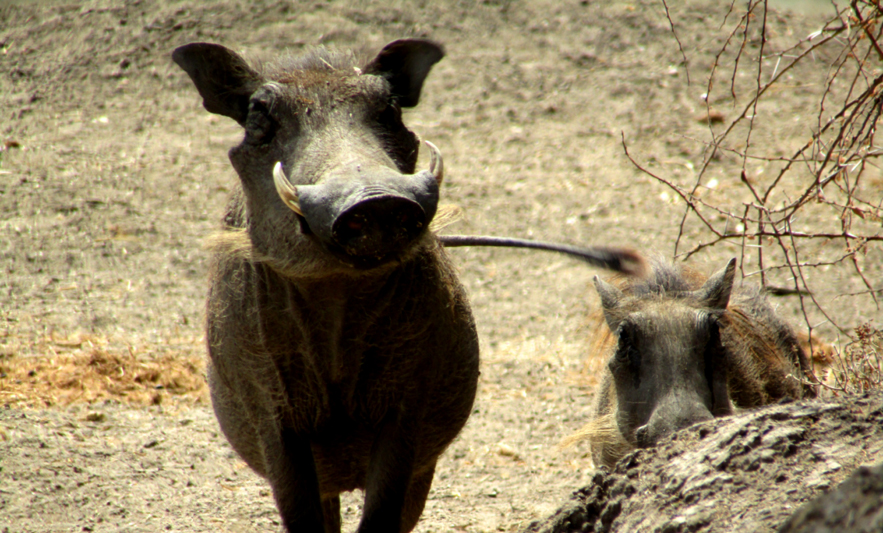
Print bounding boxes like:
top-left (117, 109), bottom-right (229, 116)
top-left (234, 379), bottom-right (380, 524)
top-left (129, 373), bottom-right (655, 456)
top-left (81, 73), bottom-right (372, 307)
top-left (627, 1), bottom-right (883, 390)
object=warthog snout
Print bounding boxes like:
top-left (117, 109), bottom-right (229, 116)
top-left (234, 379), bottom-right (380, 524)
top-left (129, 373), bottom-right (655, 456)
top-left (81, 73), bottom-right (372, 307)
top-left (274, 142), bottom-right (443, 268)
top-left (332, 193), bottom-right (430, 256)
top-left (634, 399), bottom-right (714, 448)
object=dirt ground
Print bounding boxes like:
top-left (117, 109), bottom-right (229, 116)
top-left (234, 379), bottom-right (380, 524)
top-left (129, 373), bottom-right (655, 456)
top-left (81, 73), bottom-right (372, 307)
top-left (0, 0), bottom-right (880, 532)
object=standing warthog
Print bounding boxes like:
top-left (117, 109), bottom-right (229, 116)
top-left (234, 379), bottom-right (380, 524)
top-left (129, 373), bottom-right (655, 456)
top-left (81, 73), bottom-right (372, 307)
top-left (566, 258), bottom-right (816, 468)
top-left (173, 40), bottom-right (479, 533)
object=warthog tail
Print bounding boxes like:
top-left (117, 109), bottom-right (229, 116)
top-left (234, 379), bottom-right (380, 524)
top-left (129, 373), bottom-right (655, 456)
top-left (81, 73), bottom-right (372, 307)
top-left (439, 235), bottom-right (647, 276)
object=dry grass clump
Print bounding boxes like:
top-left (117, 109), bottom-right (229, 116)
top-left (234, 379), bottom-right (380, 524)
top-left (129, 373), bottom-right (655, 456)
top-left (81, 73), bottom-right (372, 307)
top-left (823, 323), bottom-right (883, 394)
top-left (0, 349), bottom-right (208, 408)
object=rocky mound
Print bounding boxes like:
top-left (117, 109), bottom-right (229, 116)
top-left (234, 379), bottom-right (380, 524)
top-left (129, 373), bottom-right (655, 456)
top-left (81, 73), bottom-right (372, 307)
top-left (524, 391), bottom-right (883, 533)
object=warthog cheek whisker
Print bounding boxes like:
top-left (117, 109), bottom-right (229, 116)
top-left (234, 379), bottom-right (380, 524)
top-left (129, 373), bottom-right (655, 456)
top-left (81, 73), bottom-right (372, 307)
top-left (273, 161), bottom-right (304, 216)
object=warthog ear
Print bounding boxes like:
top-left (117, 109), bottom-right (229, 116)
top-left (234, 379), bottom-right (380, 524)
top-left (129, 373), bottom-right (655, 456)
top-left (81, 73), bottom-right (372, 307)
top-left (694, 258), bottom-right (737, 310)
top-left (594, 275), bottom-right (624, 331)
top-left (172, 43), bottom-right (263, 126)
top-left (365, 39), bottom-right (445, 108)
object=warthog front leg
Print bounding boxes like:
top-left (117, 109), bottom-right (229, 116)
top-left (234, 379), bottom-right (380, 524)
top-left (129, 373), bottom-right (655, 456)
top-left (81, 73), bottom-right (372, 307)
top-left (321, 495), bottom-right (341, 533)
top-left (358, 411), bottom-right (421, 533)
top-left (266, 426), bottom-right (325, 532)
top-left (400, 461), bottom-right (436, 533)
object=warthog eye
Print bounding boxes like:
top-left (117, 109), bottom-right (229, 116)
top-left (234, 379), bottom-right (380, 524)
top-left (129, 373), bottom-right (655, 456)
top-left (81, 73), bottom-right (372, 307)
top-left (611, 324), bottom-right (641, 374)
top-left (377, 101), bottom-right (403, 126)
top-left (703, 319), bottom-right (726, 401)
top-left (244, 96), bottom-right (278, 145)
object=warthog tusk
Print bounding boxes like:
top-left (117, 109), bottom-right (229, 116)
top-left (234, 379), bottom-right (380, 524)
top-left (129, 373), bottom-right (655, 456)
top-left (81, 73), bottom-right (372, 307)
top-left (273, 161), bottom-right (303, 216)
top-left (425, 140), bottom-right (443, 185)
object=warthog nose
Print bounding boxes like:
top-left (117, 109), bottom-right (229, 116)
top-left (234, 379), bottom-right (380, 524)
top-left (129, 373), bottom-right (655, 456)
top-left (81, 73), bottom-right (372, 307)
top-left (332, 195), bottom-right (427, 258)
top-left (638, 404), bottom-right (714, 449)
top-left (635, 424), bottom-right (653, 448)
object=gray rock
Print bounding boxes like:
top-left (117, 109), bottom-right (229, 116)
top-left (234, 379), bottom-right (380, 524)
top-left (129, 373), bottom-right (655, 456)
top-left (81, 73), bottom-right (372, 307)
top-left (778, 462), bottom-right (883, 533)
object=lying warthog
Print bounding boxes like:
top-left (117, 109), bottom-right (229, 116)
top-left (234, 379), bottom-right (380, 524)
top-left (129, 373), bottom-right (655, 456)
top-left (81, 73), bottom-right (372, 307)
top-left (173, 39), bottom-right (477, 533)
top-left (566, 258), bottom-right (817, 468)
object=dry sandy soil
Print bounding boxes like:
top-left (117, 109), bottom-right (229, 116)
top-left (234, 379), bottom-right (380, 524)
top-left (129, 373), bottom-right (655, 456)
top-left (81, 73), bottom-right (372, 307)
top-left (1, 0), bottom-right (880, 532)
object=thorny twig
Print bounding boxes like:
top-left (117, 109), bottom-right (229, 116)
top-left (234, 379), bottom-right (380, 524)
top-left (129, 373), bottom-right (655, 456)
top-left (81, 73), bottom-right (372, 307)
top-left (627, 0), bottom-right (882, 359)
top-left (660, 0), bottom-right (692, 85)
